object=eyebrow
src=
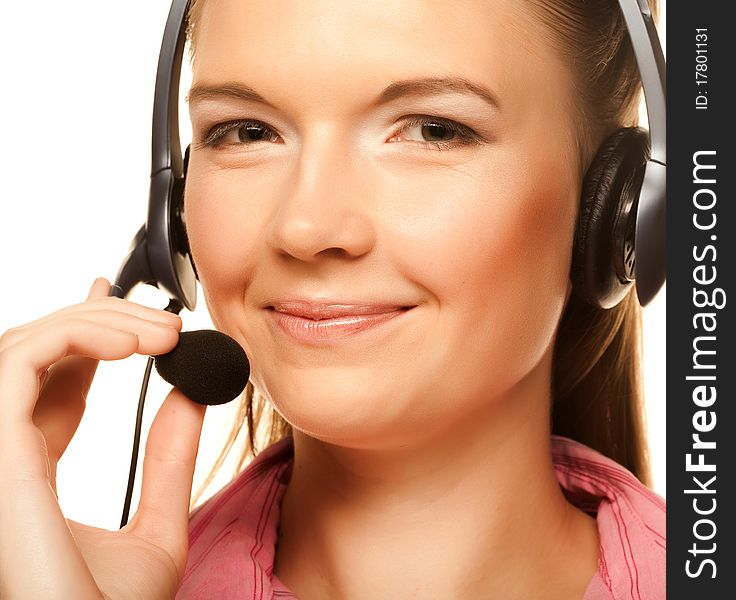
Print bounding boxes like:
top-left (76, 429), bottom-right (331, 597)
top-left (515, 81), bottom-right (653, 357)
top-left (376, 77), bottom-right (500, 110)
top-left (186, 83), bottom-right (274, 107)
top-left (187, 76), bottom-right (500, 111)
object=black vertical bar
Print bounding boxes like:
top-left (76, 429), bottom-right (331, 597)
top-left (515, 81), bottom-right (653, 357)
top-left (667, 1), bottom-right (734, 597)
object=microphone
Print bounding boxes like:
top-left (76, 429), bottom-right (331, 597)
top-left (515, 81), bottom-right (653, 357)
top-left (119, 326), bottom-right (250, 527)
top-left (154, 329), bottom-right (250, 405)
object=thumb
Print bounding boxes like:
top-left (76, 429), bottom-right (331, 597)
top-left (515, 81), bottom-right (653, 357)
top-left (132, 387), bottom-right (207, 564)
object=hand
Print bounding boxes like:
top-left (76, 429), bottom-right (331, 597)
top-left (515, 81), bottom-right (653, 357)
top-left (0, 278), bottom-right (206, 599)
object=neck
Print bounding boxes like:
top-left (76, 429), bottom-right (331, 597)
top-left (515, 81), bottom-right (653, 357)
top-left (273, 356), bottom-right (599, 599)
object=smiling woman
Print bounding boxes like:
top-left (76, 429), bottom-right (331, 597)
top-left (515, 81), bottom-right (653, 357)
top-left (0, 1), bottom-right (665, 599)
top-left (175, 0), bottom-right (665, 598)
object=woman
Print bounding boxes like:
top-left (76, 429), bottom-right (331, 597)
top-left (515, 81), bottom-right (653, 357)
top-left (0, 0), bottom-right (664, 598)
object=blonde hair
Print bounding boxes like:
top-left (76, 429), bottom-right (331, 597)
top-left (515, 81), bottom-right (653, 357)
top-left (188, 0), bottom-right (659, 507)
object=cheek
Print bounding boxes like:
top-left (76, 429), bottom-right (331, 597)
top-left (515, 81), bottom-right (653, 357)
top-left (386, 150), bottom-right (578, 389)
top-left (183, 164), bottom-right (262, 331)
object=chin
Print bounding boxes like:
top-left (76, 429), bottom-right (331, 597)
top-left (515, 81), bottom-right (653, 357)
top-left (259, 376), bottom-right (424, 449)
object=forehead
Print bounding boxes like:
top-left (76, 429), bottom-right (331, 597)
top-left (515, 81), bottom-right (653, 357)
top-left (191, 0), bottom-right (571, 109)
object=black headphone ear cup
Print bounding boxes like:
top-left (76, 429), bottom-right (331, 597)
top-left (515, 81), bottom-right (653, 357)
top-left (571, 127), bottom-right (650, 309)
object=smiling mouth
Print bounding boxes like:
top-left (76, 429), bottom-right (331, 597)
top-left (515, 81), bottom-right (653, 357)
top-left (265, 305), bottom-right (415, 343)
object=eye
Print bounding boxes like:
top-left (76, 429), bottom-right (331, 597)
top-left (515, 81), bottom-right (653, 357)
top-left (198, 119), bottom-right (282, 149)
top-left (387, 116), bottom-right (483, 149)
top-left (195, 115), bottom-right (484, 152)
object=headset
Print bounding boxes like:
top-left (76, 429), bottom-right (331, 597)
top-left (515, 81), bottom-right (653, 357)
top-left (110, 0), bottom-right (666, 526)
top-left (113, 0), bottom-right (666, 312)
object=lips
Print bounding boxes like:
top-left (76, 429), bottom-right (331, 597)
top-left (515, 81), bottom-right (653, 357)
top-left (265, 299), bottom-right (416, 344)
top-left (269, 300), bottom-right (413, 320)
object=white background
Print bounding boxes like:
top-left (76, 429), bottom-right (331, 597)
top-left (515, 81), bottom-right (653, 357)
top-left (0, 1), bottom-right (666, 531)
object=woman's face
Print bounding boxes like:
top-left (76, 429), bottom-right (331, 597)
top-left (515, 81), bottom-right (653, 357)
top-left (185, 0), bottom-right (581, 448)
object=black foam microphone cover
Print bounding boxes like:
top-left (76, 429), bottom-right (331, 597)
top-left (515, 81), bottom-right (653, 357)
top-left (154, 330), bottom-right (250, 405)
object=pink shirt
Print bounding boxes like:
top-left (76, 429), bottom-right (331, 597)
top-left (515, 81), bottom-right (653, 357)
top-left (176, 435), bottom-right (665, 599)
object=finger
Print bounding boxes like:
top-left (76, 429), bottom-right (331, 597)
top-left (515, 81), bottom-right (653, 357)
top-left (87, 276), bottom-right (111, 301)
top-left (0, 281), bottom-right (181, 352)
top-left (1, 309), bottom-right (182, 356)
top-left (28, 275), bottom-right (115, 459)
top-left (85, 276), bottom-right (180, 326)
top-left (17, 310), bottom-right (182, 460)
top-left (132, 387), bottom-right (206, 569)
top-left (0, 306), bottom-right (181, 355)
top-left (0, 318), bottom-right (179, 427)
top-left (32, 355), bottom-right (100, 466)
top-left (89, 276), bottom-right (180, 325)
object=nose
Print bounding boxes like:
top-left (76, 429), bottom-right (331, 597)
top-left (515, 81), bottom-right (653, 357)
top-left (265, 134), bottom-right (377, 263)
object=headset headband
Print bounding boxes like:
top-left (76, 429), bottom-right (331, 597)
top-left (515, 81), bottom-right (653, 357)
top-left (144, 0), bottom-right (666, 308)
top-left (616, 0), bottom-right (667, 305)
